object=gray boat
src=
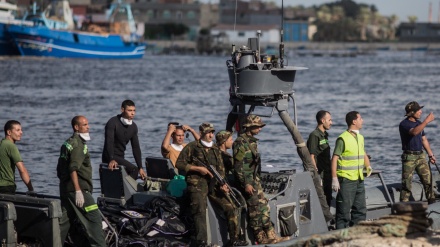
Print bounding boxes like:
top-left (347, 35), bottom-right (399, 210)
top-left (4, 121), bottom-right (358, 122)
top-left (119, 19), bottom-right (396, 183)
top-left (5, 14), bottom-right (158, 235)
top-left (0, 23), bottom-right (440, 247)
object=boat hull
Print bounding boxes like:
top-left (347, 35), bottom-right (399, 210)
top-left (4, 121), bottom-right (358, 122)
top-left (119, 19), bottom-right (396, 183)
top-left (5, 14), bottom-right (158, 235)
top-left (0, 23), bottom-right (19, 55)
top-left (7, 24), bottom-right (146, 59)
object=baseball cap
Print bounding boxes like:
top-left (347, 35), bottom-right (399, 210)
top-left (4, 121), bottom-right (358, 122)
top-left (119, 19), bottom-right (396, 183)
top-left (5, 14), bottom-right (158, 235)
top-left (405, 101), bottom-right (424, 116)
top-left (199, 122), bottom-right (215, 135)
top-left (215, 130), bottom-right (232, 145)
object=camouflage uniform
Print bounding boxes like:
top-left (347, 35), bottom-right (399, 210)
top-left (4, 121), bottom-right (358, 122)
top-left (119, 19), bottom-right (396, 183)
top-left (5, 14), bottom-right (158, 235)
top-left (176, 123), bottom-right (241, 245)
top-left (400, 152), bottom-right (433, 201)
top-left (399, 102), bottom-right (435, 202)
top-left (216, 131), bottom-right (234, 173)
top-left (232, 116), bottom-right (273, 233)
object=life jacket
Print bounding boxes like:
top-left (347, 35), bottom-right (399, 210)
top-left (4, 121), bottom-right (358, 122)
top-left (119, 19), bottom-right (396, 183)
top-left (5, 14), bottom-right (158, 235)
top-left (337, 131), bottom-right (365, 180)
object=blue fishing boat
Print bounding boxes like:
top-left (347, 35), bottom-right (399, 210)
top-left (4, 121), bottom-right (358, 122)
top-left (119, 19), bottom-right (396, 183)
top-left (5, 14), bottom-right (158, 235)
top-left (7, 0), bottom-right (146, 59)
top-left (0, 1), bottom-right (33, 55)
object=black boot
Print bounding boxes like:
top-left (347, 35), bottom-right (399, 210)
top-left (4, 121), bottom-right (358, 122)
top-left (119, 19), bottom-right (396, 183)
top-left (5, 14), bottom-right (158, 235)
top-left (226, 239), bottom-right (249, 246)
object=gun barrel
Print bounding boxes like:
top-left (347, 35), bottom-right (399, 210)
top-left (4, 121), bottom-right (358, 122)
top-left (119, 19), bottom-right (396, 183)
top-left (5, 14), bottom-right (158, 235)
top-left (194, 157), bottom-right (242, 207)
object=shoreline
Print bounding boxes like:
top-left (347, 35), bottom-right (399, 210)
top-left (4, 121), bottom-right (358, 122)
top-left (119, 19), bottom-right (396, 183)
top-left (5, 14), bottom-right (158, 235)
top-left (146, 40), bottom-right (440, 52)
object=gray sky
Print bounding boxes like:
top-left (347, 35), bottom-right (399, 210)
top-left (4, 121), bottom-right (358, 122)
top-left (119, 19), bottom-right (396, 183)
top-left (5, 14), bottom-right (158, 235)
top-left (204, 0), bottom-right (438, 23)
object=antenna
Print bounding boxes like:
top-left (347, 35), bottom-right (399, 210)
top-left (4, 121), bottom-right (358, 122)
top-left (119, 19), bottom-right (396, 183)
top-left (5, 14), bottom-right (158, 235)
top-left (279, 0), bottom-right (284, 68)
top-left (429, 1), bottom-right (433, 23)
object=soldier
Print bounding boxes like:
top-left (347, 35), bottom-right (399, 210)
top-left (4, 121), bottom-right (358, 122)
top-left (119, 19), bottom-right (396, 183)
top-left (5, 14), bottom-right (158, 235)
top-left (215, 130), bottom-right (234, 180)
top-left (176, 123), bottom-right (246, 247)
top-left (399, 101), bottom-right (436, 204)
top-left (215, 130), bottom-right (248, 246)
top-left (233, 115), bottom-right (289, 244)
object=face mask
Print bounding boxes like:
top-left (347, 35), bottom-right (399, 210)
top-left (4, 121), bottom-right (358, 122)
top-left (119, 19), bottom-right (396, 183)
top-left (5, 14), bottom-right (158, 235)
top-left (349, 129), bottom-right (359, 134)
top-left (120, 117), bottom-right (133, 126)
top-left (171, 143), bottom-right (184, 151)
top-left (201, 140), bottom-right (213, 147)
top-left (79, 133), bottom-right (91, 141)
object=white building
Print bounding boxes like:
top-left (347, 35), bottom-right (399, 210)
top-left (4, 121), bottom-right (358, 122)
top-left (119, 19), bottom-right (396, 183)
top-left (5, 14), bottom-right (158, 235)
top-left (211, 24), bottom-right (280, 45)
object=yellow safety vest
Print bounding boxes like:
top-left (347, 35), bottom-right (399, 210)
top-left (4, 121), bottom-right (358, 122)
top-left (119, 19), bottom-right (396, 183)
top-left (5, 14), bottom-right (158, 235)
top-left (337, 131), bottom-right (365, 180)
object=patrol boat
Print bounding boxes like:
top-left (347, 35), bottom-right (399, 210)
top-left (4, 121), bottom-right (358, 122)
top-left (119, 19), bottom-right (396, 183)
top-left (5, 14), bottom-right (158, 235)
top-left (1, 25), bottom-right (440, 247)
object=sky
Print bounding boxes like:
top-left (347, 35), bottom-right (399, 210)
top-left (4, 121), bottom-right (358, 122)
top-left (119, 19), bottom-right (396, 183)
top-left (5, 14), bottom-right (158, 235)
top-left (204, 0), bottom-right (439, 23)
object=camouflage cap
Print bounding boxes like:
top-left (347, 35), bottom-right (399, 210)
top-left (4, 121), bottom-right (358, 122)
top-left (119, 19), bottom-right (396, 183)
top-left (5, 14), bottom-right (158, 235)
top-left (405, 101), bottom-right (424, 116)
top-left (199, 122), bottom-right (215, 135)
top-left (215, 130), bottom-right (232, 145)
top-left (243, 115), bottom-right (266, 128)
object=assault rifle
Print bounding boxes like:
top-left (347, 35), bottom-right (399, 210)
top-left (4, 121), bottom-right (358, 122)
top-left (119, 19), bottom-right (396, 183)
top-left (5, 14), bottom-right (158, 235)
top-left (193, 157), bottom-right (242, 208)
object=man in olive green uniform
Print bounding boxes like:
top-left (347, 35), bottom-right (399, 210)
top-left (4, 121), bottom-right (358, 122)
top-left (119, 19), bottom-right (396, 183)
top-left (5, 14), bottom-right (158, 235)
top-left (399, 101), bottom-right (436, 203)
top-left (233, 115), bottom-right (289, 244)
top-left (331, 111), bottom-right (372, 229)
top-left (177, 123), bottom-right (244, 247)
top-left (57, 116), bottom-right (105, 247)
top-left (307, 110), bottom-right (334, 221)
top-left (0, 120), bottom-right (34, 194)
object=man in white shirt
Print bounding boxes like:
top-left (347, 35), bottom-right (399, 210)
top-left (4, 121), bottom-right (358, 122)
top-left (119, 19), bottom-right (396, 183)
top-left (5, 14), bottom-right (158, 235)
top-left (161, 122), bottom-right (199, 166)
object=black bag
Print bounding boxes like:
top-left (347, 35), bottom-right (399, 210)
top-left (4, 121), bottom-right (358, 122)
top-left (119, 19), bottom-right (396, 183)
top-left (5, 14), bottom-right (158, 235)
top-left (278, 205), bottom-right (297, 237)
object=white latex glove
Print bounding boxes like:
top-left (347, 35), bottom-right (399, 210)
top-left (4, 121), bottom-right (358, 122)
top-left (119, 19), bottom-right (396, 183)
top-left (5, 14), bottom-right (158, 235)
top-left (332, 177), bottom-right (340, 192)
top-left (366, 166), bottom-right (373, 177)
top-left (75, 190), bottom-right (84, 208)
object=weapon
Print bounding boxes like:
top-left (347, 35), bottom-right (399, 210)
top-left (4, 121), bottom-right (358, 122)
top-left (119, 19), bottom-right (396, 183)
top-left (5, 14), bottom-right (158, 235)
top-left (433, 162), bottom-right (440, 175)
top-left (193, 157), bottom-right (242, 208)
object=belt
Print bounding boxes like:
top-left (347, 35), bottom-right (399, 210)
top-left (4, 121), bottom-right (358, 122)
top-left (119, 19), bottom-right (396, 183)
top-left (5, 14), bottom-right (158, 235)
top-left (403, 150), bottom-right (423, 155)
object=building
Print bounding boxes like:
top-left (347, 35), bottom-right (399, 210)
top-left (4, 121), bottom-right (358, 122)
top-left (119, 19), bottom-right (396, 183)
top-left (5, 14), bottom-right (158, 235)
top-left (211, 24), bottom-right (280, 45)
top-left (399, 22), bottom-right (440, 42)
top-left (131, 0), bottom-right (200, 40)
top-left (283, 17), bottom-right (316, 42)
top-left (199, 2), bottom-right (219, 29)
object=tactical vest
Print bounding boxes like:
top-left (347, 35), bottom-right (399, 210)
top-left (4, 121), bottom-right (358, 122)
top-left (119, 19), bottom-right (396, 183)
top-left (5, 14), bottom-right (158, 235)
top-left (337, 131), bottom-right (365, 180)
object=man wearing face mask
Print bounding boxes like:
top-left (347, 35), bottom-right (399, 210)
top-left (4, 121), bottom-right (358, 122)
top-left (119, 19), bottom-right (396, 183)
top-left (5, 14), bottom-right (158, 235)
top-left (176, 123), bottom-right (243, 247)
top-left (102, 100), bottom-right (147, 180)
top-left (57, 116), bottom-right (106, 246)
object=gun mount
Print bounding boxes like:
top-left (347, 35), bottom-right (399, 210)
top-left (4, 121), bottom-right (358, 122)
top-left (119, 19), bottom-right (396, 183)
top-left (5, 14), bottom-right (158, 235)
top-left (226, 32), bottom-right (314, 173)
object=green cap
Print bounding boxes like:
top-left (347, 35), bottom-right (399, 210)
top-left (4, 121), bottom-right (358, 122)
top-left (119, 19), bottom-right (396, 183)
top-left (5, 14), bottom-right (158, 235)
top-left (199, 122), bottom-right (215, 135)
top-left (216, 130), bottom-right (232, 145)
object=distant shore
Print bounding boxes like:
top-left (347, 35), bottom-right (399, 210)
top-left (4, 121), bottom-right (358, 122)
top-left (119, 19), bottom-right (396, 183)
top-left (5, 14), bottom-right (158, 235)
top-left (147, 40), bottom-right (440, 52)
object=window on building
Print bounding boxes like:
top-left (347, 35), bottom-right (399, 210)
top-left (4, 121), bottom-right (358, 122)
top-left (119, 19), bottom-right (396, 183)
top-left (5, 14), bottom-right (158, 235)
top-left (238, 32), bottom-right (245, 37)
top-left (187, 10), bottom-right (195, 19)
top-left (176, 11), bottom-right (182, 20)
top-left (163, 10), bottom-right (171, 19)
top-left (146, 10), bottom-right (153, 19)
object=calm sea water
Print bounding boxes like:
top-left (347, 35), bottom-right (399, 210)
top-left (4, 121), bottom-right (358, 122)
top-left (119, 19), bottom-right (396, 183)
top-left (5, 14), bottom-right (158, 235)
top-left (0, 51), bottom-right (439, 196)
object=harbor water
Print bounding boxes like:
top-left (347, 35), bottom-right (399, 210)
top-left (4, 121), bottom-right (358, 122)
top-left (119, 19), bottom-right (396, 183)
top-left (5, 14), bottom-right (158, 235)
top-left (0, 51), bottom-right (439, 196)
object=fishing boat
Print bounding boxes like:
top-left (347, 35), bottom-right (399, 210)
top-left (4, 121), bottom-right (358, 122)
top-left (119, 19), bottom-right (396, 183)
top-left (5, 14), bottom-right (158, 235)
top-left (6, 0), bottom-right (146, 59)
top-left (0, 0), bottom-right (33, 55)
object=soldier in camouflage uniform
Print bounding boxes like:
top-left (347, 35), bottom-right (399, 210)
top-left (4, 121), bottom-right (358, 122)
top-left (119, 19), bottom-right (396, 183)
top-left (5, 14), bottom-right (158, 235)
top-left (176, 123), bottom-right (245, 247)
top-left (233, 115), bottom-right (289, 244)
top-left (214, 130), bottom-right (248, 246)
top-left (399, 101), bottom-right (437, 204)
